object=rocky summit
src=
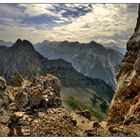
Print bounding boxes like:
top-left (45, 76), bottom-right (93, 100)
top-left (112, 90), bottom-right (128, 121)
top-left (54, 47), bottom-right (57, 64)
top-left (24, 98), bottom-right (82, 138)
top-left (0, 70), bottom-right (139, 136)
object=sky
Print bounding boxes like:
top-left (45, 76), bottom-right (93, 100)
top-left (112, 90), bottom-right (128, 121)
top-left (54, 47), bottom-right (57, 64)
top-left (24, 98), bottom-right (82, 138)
top-left (0, 3), bottom-right (139, 47)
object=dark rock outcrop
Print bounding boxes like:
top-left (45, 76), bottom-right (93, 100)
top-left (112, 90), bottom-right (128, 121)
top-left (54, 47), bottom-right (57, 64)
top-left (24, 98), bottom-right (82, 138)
top-left (0, 76), bottom-right (8, 111)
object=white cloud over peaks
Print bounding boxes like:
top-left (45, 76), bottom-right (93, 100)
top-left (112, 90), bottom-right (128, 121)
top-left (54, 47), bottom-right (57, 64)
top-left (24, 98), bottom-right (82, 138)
top-left (0, 4), bottom-right (23, 18)
top-left (0, 4), bottom-right (138, 48)
top-left (19, 4), bottom-right (54, 16)
top-left (48, 4), bottom-right (138, 47)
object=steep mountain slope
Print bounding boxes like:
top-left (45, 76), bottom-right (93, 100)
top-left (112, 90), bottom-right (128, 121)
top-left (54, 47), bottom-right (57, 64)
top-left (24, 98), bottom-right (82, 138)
top-left (35, 40), bottom-right (123, 89)
top-left (0, 39), bottom-right (114, 120)
top-left (105, 46), bottom-right (126, 55)
top-left (107, 4), bottom-right (140, 134)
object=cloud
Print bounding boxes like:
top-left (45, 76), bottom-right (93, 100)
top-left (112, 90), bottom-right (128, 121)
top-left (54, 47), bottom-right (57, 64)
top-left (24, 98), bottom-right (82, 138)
top-left (47, 4), bottom-right (138, 48)
top-left (13, 4), bottom-right (93, 27)
top-left (19, 4), bottom-right (55, 16)
top-left (0, 4), bottom-right (24, 19)
top-left (20, 14), bottom-right (60, 27)
top-left (0, 3), bottom-right (138, 48)
top-left (49, 4), bottom-right (92, 18)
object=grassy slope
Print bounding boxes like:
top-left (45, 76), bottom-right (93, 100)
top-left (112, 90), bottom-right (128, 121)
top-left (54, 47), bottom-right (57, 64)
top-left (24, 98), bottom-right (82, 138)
top-left (61, 87), bottom-right (107, 121)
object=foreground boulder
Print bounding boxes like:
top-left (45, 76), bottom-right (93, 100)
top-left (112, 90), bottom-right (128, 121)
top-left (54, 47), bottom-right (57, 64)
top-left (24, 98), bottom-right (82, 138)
top-left (0, 74), bottom-right (85, 136)
top-left (5, 74), bottom-right (62, 112)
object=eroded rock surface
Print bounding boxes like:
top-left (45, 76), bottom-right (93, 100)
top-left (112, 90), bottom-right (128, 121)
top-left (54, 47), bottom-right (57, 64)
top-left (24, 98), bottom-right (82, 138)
top-left (0, 75), bottom-right (85, 136)
top-left (15, 108), bottom-right (84, 136)
top-left (107, 4), bottom-right (140, 136)
top-left (5, 74), bottom-right (62, 113)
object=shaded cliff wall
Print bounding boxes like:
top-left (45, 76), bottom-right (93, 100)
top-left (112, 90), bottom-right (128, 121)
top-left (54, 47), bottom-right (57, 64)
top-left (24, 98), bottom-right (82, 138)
top-left (108, 4), bottom-right (140, 125)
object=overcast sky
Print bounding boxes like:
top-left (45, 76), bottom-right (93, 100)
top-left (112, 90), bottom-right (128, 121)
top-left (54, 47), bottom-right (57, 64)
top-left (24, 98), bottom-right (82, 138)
top-left (0, 4), bottom-right (138, 47)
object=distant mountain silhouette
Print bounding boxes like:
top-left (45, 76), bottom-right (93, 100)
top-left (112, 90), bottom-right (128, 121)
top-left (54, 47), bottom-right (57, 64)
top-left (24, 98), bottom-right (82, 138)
top-left (35, 40), bottom-right (123, 89)
top-left (105, 45), bottom-right (126, 55)
top-left (0, 40), bottom-right (13, 47)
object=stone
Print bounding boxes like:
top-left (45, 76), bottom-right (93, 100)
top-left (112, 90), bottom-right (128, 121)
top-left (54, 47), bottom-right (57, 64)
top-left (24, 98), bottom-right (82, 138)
top-left (14, 112), bottom-right (25, 117)
top-left (14, 90), bottom-right (28, 111)
top-left (29, 85), bottom-right (43, 107)
top-left (93, 121), bottom-right (101, 128)
top-left (1, 74), bottom-right (62, 113)
top-left (0, 76), bottom-right (7, 90)
top-left (76, 110), bottom-right (91, 120)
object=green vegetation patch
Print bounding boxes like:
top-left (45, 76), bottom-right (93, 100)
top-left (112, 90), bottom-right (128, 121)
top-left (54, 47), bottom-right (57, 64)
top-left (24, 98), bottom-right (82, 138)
top-left (64, 96), bottom-right (106, 121)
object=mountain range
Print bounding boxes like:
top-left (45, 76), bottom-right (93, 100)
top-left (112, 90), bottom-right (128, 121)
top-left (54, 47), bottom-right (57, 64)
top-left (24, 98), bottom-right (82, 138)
top-left (35, 40), bottom-right (123, 89)
top-left (105, 45), bottom-right (126, 55)
top-left (0, 39), bottom-right (114, 120)
top-left (0, 40), bottom-right (13, 47)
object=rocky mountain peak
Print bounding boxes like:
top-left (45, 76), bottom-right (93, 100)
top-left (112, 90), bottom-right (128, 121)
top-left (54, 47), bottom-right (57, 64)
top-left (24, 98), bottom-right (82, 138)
top-left (89, 40), bottom-right (104, 48)
top-left (12, 39), bottom-right (35, 51)
top-left (15, 39), bottom-right (22, 44)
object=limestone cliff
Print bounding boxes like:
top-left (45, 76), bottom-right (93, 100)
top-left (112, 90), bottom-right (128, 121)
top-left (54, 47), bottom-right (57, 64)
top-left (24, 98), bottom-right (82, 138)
top-left (108, 4), bottom-right (140, 127)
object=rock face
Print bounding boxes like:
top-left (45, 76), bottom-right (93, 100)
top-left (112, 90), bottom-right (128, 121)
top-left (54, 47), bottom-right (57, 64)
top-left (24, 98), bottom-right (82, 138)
top-left (35, 40), bottom-right (123, 89)
top-left (16, 74), bottom-right (61, 112)
top-left (0, 76), bottom-right (9, 111)
top-left (108, 4), bottom-right (140, 132)
top-left (0, 75), bottom-right (62, 114)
